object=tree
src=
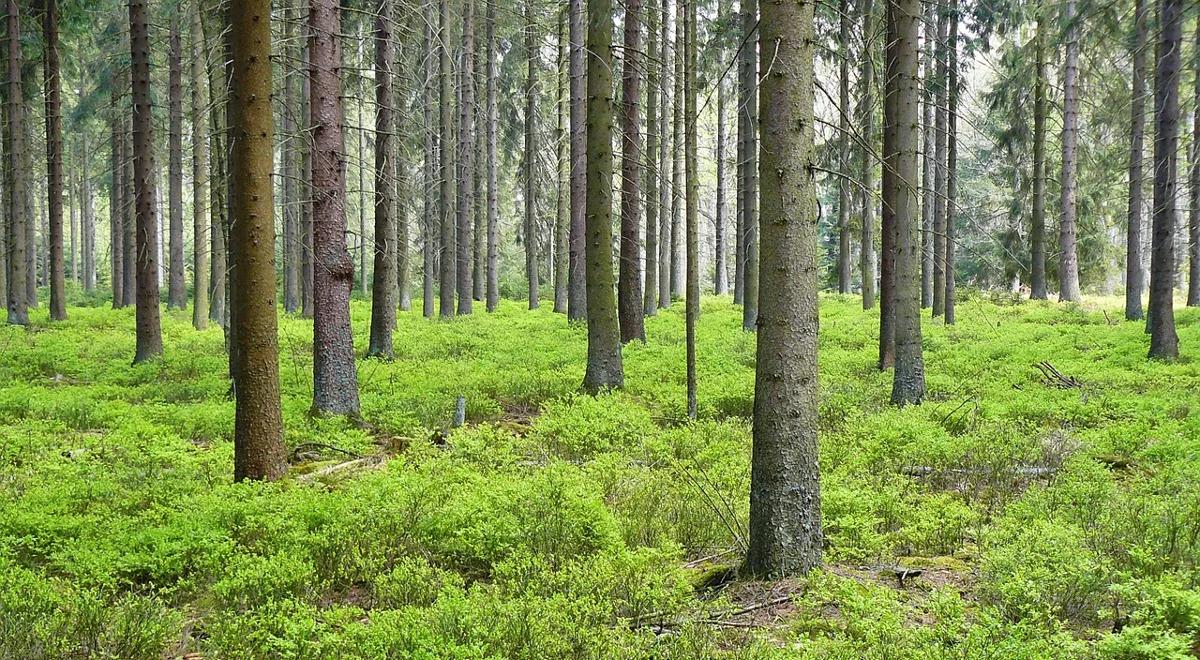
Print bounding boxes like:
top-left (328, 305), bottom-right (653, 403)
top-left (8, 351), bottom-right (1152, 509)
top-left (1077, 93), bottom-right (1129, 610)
top-left (931, 4), bottom-right (947, 318)
top-left (1030, 12), bottom-right (1048, 300)
top-left (618, 0), bottom-right (645, 343)
top-left (554, 11), bottom-right (569, 314)
top-left (1058, 0), bottom-right (1082, 302)
top-left (228, 0), bottom-right (286, 481)
top-left (836, 0), bottom-right (852, 294)
top-left (109, 83), bottom-right (123, 309)
top-left (201, 7), bottom-right (228, 325)
top-left (714, 0), bottom-right (728, 296)
top-left (4, 0), bottom-right (26, 326)
top-left (310, 0), bottom-right (361, 415)
top-left (887, 0), bottom-right (924, 404)
top-left (567, 0), bottom-right (586, 321)
top-left (1147, 0), bottom-right (1182, 360)
top-left (438, 0), bottom-right (454, 319)
top-left (684, 0), bottom-right (697, 417)
top-left (191, 7), bottom-right (209, 329)
top-left (943, 0), bottom-right (958, 325)
top-left (746, 0), bottom-right (822, 578)
top-left (739, 0), bottom-right (758, 331)
top-left (920, 0), bottom-right (933, 307)
top-left (457, 0), bottom-right (475, 315)
top-left (1125, 0), bottom-right (1148, 320)
top-left (368, 0), bottom-right (397, 359)
top-left (44, 0), bottom-right (66, 321)
top-left (281, 0), bottom-right (300, 315)
top-left (658, 0), bottom-right (672, 310)
top-left (643, 0), bottom-right (660, 316)
top-left (485, 0), bottom-right (500, 312)
top-left (166, 8), bottom-right (185, 310)
top-left (860, 0), bottom-right (877, 309)
top-left (422, 5), bottom-right (436, 319)
top-left (130, 0), bottom-right (163, 363)
top-left (1187, 15), bottom-right (1199, 308)
top-left (582, 0), bottom-right (624, 393)
top-left (524, 0), bottom-right (539, 311)
top-left (670, 0), bottom-right (684, 300)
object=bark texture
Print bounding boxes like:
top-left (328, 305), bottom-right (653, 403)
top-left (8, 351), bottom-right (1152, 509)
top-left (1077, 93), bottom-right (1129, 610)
top-left (567, 0), bottom-right (587, 321)
top-left (44, 0), bottom-right (66, 321)
top-left (4, 0), bottom-right (25, 325)
top-left (456, 0), bottom-right (475, 315)
top-left (167, 10), bottom-right (185, 310)
top-left (368, 0), bottom-right (397, 358)
top-left (1058, 0), bottom-right (1082, 302)
top-left (1147, 0), bottom-right (1182, 359)
top-left (740, 0), bottom-right (758, 331)
top-left (1030, 14), bottom-right (1048, 300)
top-left (618, 0), bottom-right (645, 343)
top-left (1126, 0), bottom-right (1148, 319)
top-left (131, 0), bottom-right (163, 362)
top-left (191, 8), bottom-right (209, 329)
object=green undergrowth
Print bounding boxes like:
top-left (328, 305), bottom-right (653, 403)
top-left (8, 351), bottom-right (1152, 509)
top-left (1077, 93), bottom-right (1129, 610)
top-left (0, 291), bottom-right (1198, 657)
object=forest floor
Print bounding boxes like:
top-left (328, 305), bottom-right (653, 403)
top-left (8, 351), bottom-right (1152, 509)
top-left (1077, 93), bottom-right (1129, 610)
top-left (1, 291), bottom-right (1199, 658)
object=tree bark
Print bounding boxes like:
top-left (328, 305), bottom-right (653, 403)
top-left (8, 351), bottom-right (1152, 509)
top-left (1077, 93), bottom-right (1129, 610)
top-left (281, 0), bottom-right (300, 314)
top-left (684, 0), bottom-right (698, 415)
top-left (368, 0), bottom-right (397, 358)
top-left (619, 0), bottom-right (645, 343)
top-left (643, 0), bottom-right (660, 316)
top-left (43, 0), bottom-right (66, 321)
top-left (201, 7), bottom-right (228, 325)
top-left (229, 0), bottom-right (287, 481)
top-left (658, 0), bottom-right (672, 310)
top-left (131, 0), bottom-right (163, 363)
top-left (860, 0), bottom-right (876, 309)
top-left (310, 0), bottom-right (361, 414)
top-left (931, 4), bottom-right (947, 318)
top-left (1030, 13), bottom-right (1048, 300)
top-left (943, 0), bottom-right (958, 325)
top-left (396, 13), bottom-right (412, 314)
top-left (485, 0), bottom-right (500, 312)
top-left (123, 116), bottom-right (136, 311)
top-left (109, 84), bottom-right (122, 309)
top-left (524, 0), bottom-right (539, 310)
top-left (714, 0), bottom-right (728, 296)
top-left (746, 0), bottom-right (822, 578)
top-left (167, 9), bottom-right (185, 310)
top-left (582, 0), bottom-right (624, 393)
top-left (920, 0), bottom-right (933, 307)
top-left (4, 0), bottom-right (26, 325)
top-left (1147, 0), bottom-right (1182, 359)
top-left (740, 0), bottom-right (758, 331)
top-left (457, 0), bottom-right (476, 315)
top-left (1124, 0), bottom-right (1149, 319)
top-left (438, 0), bottom-right (455, 319)
top-left (554, 10), bottom-right (569, 314)
top-left (422, 4), bottom-right (436, 318)
top-left (567, 0), bottom-right (587, 321)
top-left (670, 0), bottom-right (684, 300)
top-left (836, 0), bottom-right (852, 294)
top-left (1058, 0), bottom-right (1082, 302)
top-left (887, 0), bottom-right (924, 404)
top-left (1187, 15), bottom-right (1199, 308)
top-left (190, 8), bottom-right (209, 329)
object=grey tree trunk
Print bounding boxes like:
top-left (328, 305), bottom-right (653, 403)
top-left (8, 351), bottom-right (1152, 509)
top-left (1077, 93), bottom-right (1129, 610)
top-left (619, 0), bottom-right (645, 343)
top-left (123, 119), bottom-right (137, 311)
top-left (931, 4), bottom-right (947, 318)
top-left (943, 0), bottom-right (958, 325)
top-left (396, 12), bottom-right (412, 314)
top-left (422, 4), bottom-right (436, 318)
top-left (310, 0), bottom-right (361, 414)
top-left (486, 0), bottom-right (500, 312)
top-left (4, 0), bottom-right (26, 325)
top-left (201, 7), bottom-right (228, 325)
top-left (643, 0), bottom-right (660, 316)
top-left (657, 0), bottom-right (672, 310)
top-left (582, 0), bottom-right (624, 393)
top-left (368, 0), bottom-right (397, 358)
top-left (887, 0), bottom-right (925, 404)
top-left (281, 0), bottom-right (300, 315)
top-left (1147, 0), bottom-right (1182, 359)
top-left (44, 0), bottom-right (66, 321)
top-left (836, 0), bottom-right (852, 294)
top-left (746, 0), bottom-right (822, 579)
top-left (438, 0), bottom-right (455, 319)
top-left (670, 0), bottom-right (684, 300)
top-left (554, 11), bottom-right (569, 314)
top-left (131, 0), bottom-right (163, 363)
top-left (567, 0), bottom-right (587, 321)
top-left (920, 0), bottom-right (933, 307)
top-left (714, 0), bottom-right (729, 296)
top-left (524, 0), bottom-right (539, 310)
top-left (457, 0), bottom-right (476, 315)
top-left (1030, 14), bottom-right (1048, 300)
top-left (860, 0), bottom-right (876, 309)
top-left (1187, 15), bottom-right (1199, 308)
top-left (167, 10), bottom-right (185, 310)
top-left (1126, 0), bottom-right (1149, 319)
top-left (684, 0), bottom-right (698, 415)
top-left (1058, 0), bottom-right (1082, 302)
top-left (191, 7), bottom-right (209, 329)
top-left (109, 85), bottom-right (122, 309)
top-left (740, 0), bottom-right (758, 331)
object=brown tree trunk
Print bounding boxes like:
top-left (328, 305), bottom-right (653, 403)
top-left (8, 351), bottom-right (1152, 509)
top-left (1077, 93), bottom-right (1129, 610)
top-left (201, 7), bottom-right (227, 325)
top-left (684, 0), bottom-right (698, 415)
top-left (618, 0), bottom-right (645, 343)
top-left (131, 0), bottom-right (163, 362)
top-left (167, 10), bottom-right (185, 310)
top-left (228, 0), bottom-right (287, 481)
top-left (567, 0), bottom-right (587, 321)
top-left (836, 0), bottom-right (852, 294)
top-left (368, 0), bottom-right (397, 358)
top-left (1187, 15), bottom-right (1199, 308)
top-left (643, 0), bottom-right (660, 316)
top-left (658, 0), bottom-right (672, 310)
top-left (110, 84), bottom-right (122, 309)
top-left (740, 0), bottom-right (758, 331)
top-left (860, 0), bottom-right (877, 309)
top-left (931, 3), bottom-right (947, 318)
top-left (437, 0), bottom-right (454, 319)
top-left (1125, 0), bottom-right (1149, 319)
top-left (714, 0), bottom-right (728, 296)
top-left (582, 0), bottom-right (624, 392)
top-left (422, 4), bottom-right (436, 318)
top-left (485, 0), bottom-right (500, 312)
top-left (191, 7), bottom-right (209, 329)
top-left (747, 0), bottom-right (822, 578)
top-left (524, 0), bottom-right (539, 311)
top-left (44, 0), bottom-right (66, 321)
top-left (457, 0), bottom-right (475, 315)
top-left (554, 10), bottom-right (569, 314)
top-left (943, 0), bottom-right (958, 325)
top-left (920, 0), bottom-right (933, 307)
top-left (1147, 0), bottom-right (1182, 359)
top-left (281, 0), bottom-right (300, 314)
top-left (310, 0), bottom-right (361, 414)
top-left (123, 117), bottom-right (136, 311)
top-left (4, 0), bottom-right (25, 325)
top-left (670, 0), bottom-right (684, 300)
top-left (1030, 13), bottom-right (1048, 300)
top-left (1058, 0), bottom-right (1082, 302)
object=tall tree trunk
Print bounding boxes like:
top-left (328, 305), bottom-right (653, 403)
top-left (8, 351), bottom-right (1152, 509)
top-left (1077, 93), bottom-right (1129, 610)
top-left (457, 0), bottom-right (476, 315)
top-left (485, 0), bottom-right (500, 312)
top-left (582, 0), bottom-right (624, 392)
top-left (1030, 13), bottom-right (1048, 300)
top-left (919, 0), bottom-right (933, 307)
top-left (836, 0), bottom-right (852, 294)
top-left (202, 8), bottom-right (228, 325)
top-left (281, 0), bottom-right (300, 314)
top-left (554, 10), bottom-right (569, 314)
top-left (670, 0), bottom-right (684, 300)
top-left (746, 0), bottom-right (822, 578)
top-left (658, 0), bottom-right (672, 309)
top-left (191, 8), bottom-right (209, 329)
top-left (396, 12), bottom-right (412, 313)
top-left (358, 34), bottom-right (368, 301)
top-left (740, 0), bottom-right (758, 331)
top-left (618, 0), bottom-right (645, 343)
top-left (1125, 0), bottom-right (1148, 319)
top-left (1147, 0), bottom-right (1182, 359)
top-left (931, 3), bottom-right (947, 318)
top-left (123, 118), bottom-right (136, 311)
top-left (82, 133), bottom-right (95, 292)
top-left (437, 0), bottom-right (455, 319)
top-left (567, 0), bottom-right (587, 321)
top-left (887, 0), bottom-right (924, 403)
top-left (109, 85), bottom-right (122, 309)
top-left (943, 0), bottom-right (958, 324)
top-left (473, 32), bottom-right (486, 306)
top-left (167, 10), bottom-right (185, 309)
top-left (684, 0), bottom-right (698, 415)
top-left (368, 0), bottom-right (397, 358)
top-left (23, 74), bottom-right (35, 310)
top-left (310, 0), bottom-right (361, 414)
top-left (643, 0), bottom-right (660, 316)
top-left (732, 0), bottom-right (744, 307)
top-left (860, 0), bottom-right (876, 309)
top-left (524, 0), bottom-right (539, 310)
top-left (4, 0), bottom-right (25, 325)
top-left (43, 0), bottom-right (66, 321)
top-left (229, 0), bottom-right (287, 481)
top-left (423, 3), bottom-right (436, 318)
top-left (69, 170), bottom-right (76, 284)
top-left (1058, 0), bottom-right (1082, 302)
top-left (299, 37), bottom-right (314, 319)
top-left (131, 0), bottom-right (163, 362)
top-left (714, 0), bottom-right (728, 296)
top-left (1187, 15), bottom-right (1200, 308)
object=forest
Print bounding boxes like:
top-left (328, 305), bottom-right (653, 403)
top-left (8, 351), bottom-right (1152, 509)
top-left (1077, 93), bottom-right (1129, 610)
top-left (0, 0), bottom-right (1199, 656)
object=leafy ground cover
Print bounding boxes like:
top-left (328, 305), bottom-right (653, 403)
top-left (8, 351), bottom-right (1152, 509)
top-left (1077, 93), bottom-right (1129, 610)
top-left (1, 292), bottom-right (1198, 658)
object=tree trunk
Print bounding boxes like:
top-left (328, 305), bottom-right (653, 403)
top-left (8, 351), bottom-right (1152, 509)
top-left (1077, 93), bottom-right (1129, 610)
top-left (554, 10), bottom-right (569, 314)
top-left (658, 0), bottom-right (672, 310)
top-left (1187, 15), bottom-right (1199, 308)
top-left (82, 132), bottom-right (95, 292)
top-left (228, 0), bottom-right (287, 481)
top-left (860, 0), bottom-right (876, 309)
top-left (931, 3), bottom-right (947, 318)
top-left (740, 0), bottom-right (758, 331)
top-left (836, 0), bottom-right (852, 294)
top-left (670, 0), bottom-right (684, 300)
top-left (299, 37), bottom-right (314, 319)
top-left (368, 0), bottom-right (397, 358)
top-left (396, 12), bottom-right (412, 314)
top-left (619, 0), bottom-right (645, 343)
top-left (422, 4), bottom-right (436, 318)
top-left (201, 7), bottom-right (228, 325)
top-left (109, 84), bottom-right (122, 309)
top-left (684, 0), bottom-right (698, 415)
top-left (4, 0), bottom-right (26, 325)
top-left (191, 7), bottom-right (209, 329)
top-left (456, 0), bottom-right (476, 315)
top-left (524, 0), bottom-right (539, 311)
top-left (887, 0), bottom-right (924, 404)
top-left (746, 0), bottom-right (822, 578)
top-left (485, 0), bottom-right (500, 312)
top-left (919, 0), bottom-right (933, 307)
top-left (438, 0), bottom-right (455, 319)
top-left (943, 0), bottom-right (958, 325)
top-left (1058, 0), bottom-right (1082, 302)
top-left (1147, 0), bottom-right (1182, 359)
top-left (123, 117), bottom-right (136, 311)
top-left (281, 0), bottom-right (300, 314)
top-left (310, 0), bottom-right (361, 414)
top-left (1125, 0), bottom-right (1149, 319)
top-left (567, 0), bottom-right (587, 321)
top-left (582, 0), bottom-right (624, 393)
top-left (643, 0), bottom-right (660, 316)
top-left (473, 35), bottom-right (486, 306)
top-left (1030, 13), bottom-right (1048, 300)
top-left (167, 10), bottom-right (185, 310)
top-left (43, 0), bottom-right (66, 321)
top-left (714, 0), bottom-right (728, 296)
top-left (130, 0), bottom-right (163, 362)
